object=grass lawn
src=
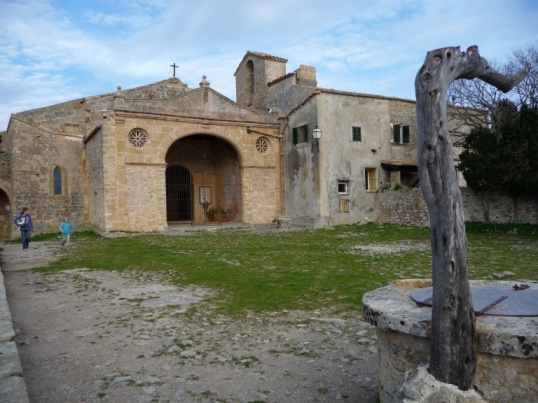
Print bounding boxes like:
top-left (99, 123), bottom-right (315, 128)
top-left (31, 223), bottom-right (538, 316)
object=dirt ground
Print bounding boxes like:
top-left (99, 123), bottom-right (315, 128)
top-left (2, 238), bottom-right (379, 403)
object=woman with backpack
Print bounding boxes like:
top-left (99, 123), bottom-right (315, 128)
top-left (13, 207), bottom-right (34, 250)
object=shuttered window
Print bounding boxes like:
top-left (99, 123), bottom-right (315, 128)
top-left (365, 167), bottom-right (378, 191)
top-left (402, 125), bottom-right (410, 143)
top-left (292, 124), bottom-right (309, 145)
top-left (393, 125), bottom-right (410, 144)
top-left (352, 126), bottom-right (362, 142)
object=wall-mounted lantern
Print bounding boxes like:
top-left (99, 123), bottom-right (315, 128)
top-left (199, 186), bottom-right (211, 212)
top-left (312, 126), bottom-right (322, 151)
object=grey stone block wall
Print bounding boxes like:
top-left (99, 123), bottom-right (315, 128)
top-left (0, 269), bottom-right (29, 402)
top-left (378, 187), bottom-right (538, 226)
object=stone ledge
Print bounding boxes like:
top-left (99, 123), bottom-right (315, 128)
top-left (362, 279), bottom-right (538, 358)
top-left (0, 376), bottom-right (29, 403)
top-left (0, 269), bottom-right (29, 402)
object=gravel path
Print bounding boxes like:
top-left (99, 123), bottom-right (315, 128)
top-left (2, 240), bottom-right (379, 403)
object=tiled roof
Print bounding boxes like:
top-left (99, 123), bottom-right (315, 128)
top-left (318, 87), bottom-right (416, 104)
top-left (244, 51), bottom-right (288, 63)
top-left (267, 75), bottom-right (417, 103)
top-left (267, 72), bottom-right (295, 86)
top-left (234, 51), bottom-right (288, 76)
top-left (381, 159), bottom-right (418, 167)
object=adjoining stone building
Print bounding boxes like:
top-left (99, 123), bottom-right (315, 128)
top-left (2, 50), bottom-right (534, 240)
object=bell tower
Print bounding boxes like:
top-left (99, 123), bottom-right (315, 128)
top-left (234, 51), bottom-right (287, 111)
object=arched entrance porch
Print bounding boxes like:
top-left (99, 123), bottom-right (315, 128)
top-left (165, 135), bottom-right (242, 224)
top-left (0, 189), bottom-right (12, 241)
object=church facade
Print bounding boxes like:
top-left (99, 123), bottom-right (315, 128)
top-left (0, 51), bottom-right (466, 239)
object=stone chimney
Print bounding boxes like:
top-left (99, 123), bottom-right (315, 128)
top-left (296, 65), bottom-right (317, 87)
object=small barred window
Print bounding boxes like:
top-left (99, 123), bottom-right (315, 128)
top-left (129, 128), bottom-right (148, 148)
top-left (256, 137), bottom-right (269, 154)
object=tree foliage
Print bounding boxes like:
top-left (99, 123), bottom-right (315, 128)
top-left (454, 45), bottom-right (537, 222)
top-left (458, 127), bottom-right (501, 222)
top-left (508, 46), bottom-right (538, 108)
top-left (498, 104), bottom-right (538, 197)
top-left (459, 102), bottom-right (538, 221)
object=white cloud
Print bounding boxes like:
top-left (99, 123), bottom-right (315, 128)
top-left (0, 0), bottom-right (536, 130)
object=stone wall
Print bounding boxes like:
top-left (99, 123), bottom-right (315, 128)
top-left (363, 279), bottom-right (538, 403)
top-left (0, 131), bottom-right (13, 240)
top-left (7, 118), bottom-right (85, 236)
top-left (375, 328), bottom-right (538, 402)
top-left (0, 268), bottom-right (29, 402)
top-left (4, 85), bottom-right (116, 238)
top-left (235, 51), bottom-right (287, 110)
top-left (242, 166), bottom-right (279, 224)
top-left (125, 164), bottom-right (168, 231)
top-left (461, 188), bottom-right (538, 224)
top-left (119, 78), bottom-right (189, 100)
top-left (0, 131), bottom-right (11, 184)
top-left (378, 187), bottom-right (538, 226)
top-left (388, 98), bottom-right (418, 162)
top-left (85, 129), bottom-right (105, 232)
top-left (377, 188), bottom-right (429, 226)
top-left (105, 112), bottom-right (281, 231)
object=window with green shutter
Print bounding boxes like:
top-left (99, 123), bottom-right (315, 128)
top-left (393, 124), bottom-right (410, 144)
top-left (292, 124), bottom-right (309, 145)
top-left (352, 126), bottom-right (362, 142)
top-left (393, 125), bottom-right (400, 142)
top-left (402, 125), bottom-right (410, 143)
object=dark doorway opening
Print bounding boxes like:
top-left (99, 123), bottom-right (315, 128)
top-left (165, 135), bottom-right (243, 225)
top-left (166, 165), bottom-right (193, 222)
top-left (0, 189), bottom-right (11, 241)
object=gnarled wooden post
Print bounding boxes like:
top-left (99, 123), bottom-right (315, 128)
top-left (415, 46), bottom-right (526, 390)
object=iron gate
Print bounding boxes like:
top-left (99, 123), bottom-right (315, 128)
top-left (166, 165), bottom-right (242, 224)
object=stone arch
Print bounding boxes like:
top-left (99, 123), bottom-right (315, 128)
top-left (165, 134), bottom-right (242, 224)
top-left (245, 60), bottom-right (254, 106)
top-left (158, 125), bottom-right (251, 168)
top-left (0, 188), bottom-right (12, 241)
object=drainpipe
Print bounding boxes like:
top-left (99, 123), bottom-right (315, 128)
top-left (279, 116), bottom-right (289, 216)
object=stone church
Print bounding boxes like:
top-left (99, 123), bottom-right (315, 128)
top-left (0, 50), bottom-right (461, 240)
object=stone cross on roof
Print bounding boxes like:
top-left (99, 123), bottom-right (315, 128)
top-left (170, 63), bottom-right (178, 77)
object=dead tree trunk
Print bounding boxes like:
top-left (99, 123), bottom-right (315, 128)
top-left (415, 46), bottom-right (526, 390)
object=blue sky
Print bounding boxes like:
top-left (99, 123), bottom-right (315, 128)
top-left (1, 0), bottom-right (537, 130)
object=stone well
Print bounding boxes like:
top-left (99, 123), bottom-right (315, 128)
top-left (362, 279), bottom-right (538, 402)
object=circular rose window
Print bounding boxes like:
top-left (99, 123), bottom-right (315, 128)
top-left (256, 137), bottom-right (269, 154)
top-left (128, 128), bottom-right (148, 148)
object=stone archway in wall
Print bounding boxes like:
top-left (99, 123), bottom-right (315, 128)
top-left (165, 134), bottom-right (242, 224)
top-left (0, 189), bottom-right (12, 241)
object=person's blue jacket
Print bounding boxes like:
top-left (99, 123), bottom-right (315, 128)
top-left (59, 221), bottom-right (72, 236)
top-left (13, 214), bottom-right (33, 231)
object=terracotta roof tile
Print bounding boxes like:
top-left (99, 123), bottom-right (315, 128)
top-left (381, 159), bottom-right (418, 167)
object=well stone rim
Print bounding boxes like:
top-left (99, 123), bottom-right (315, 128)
top-left (362, 279), bottom-right (538, 358)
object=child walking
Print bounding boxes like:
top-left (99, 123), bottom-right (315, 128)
top-left (59, 217), bottom-right (73, 247)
